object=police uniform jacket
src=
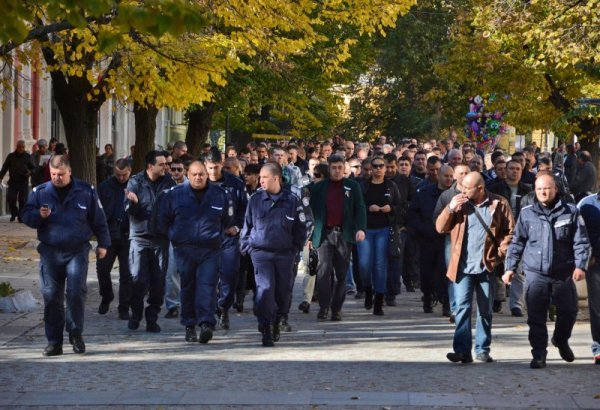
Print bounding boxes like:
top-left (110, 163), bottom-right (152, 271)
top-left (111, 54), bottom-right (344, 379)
top-left (125, 171), bottom-right (175, 239)
top-left (578, 193), bottom-right (600, 258)
top-left (154, 182), bottom-right (232, 249)
top-left (211, 171), bottom-right (248, 232)
top-left (308, 178), bottom-right (367, 248)
top-left (98, 176), bottom-right (129, 241)
top-left (505, 199), bottom-right (590, 278)
top-left (240, 188), bottom-right (308, 254)
top-left (22, 179), bottom-right (111, 251)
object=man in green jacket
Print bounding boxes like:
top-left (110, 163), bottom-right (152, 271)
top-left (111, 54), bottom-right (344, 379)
top-left (308, 154), bottom-right (367, 321)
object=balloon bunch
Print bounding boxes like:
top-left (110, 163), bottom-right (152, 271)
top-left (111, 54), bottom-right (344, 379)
top-left (465, 94), bottom-right (507, 151)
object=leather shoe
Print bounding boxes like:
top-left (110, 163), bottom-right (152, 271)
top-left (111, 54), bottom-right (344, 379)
top-left (476, 352), bottom-right (494, 363)
top-left (551, 337), bottom-right (575, 362)
top-left (298, 301), bottom-right (310, 314)
top-left (164, 307), bottom-right (179, 319)
top-left (199, 323), bottom-right (213, 344)
top-left (511, 308), bottom-right (523, 317)
top-left (118, 311), bottom-right (130, 320)
top-left (146, 322), bottom-right (161, 333)
top-left (69, 334), bottom-right (86, 354)
top-left (279, 317), bottom-right (292, 332)
top-left (128, 318), bottom-right (140, 330)
top-left (98, 297), bottom-right (112, 315)
top-left (530, 356), bottom-right (547, 369)
top-left (185, 326), bottom-right (198, 342)
top-left (43, 344), bottom-right (63, 357)
top-left (492, 300), bottom-right (502, 313)
top-left (331, 311), bottom-right (342, 321)
top-left (218, 309), bottom-right (230, 330)
top-left (446, 352), bottom-right (473, 363)
top-left (273, 320), bottom-right (281, 342)
top-left (317, 308), bottom-right (329, 320)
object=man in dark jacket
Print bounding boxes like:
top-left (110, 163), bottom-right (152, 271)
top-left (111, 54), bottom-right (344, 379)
top-left (22, 155), bottom-right (110, 356)
top-left (308, 154), bottom-right (366, 321)
top-left (504, 174), bottom-right (590, 368)
top-left (571, 151), bottom-right (597, 201)
top-left (96, 159), bottom-right (132, 319)
top-left (1, 140), bottom-right (34, 222)
top-left (125, 150), bottom-right (175, 333)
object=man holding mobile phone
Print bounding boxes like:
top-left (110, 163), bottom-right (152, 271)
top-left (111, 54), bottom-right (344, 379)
top-left (22, 155), bottom-right (111, 357)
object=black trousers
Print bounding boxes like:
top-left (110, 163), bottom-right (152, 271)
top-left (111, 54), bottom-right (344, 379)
top-left (418, 238), bottom-right (447, 300)
top-left (8, 183), bottom-right (28, 219)
top-left (96, 238), bottom-right (131, 314)
top-left (316, 229), bottom-right (351, 313)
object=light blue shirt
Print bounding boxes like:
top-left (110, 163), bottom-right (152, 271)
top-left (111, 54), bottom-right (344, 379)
top-left (459, 197), bottom-right (492, 274)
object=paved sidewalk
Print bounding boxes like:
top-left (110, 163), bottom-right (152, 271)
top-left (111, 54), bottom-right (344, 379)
top-left (1, 217), bottom-right (599, 409)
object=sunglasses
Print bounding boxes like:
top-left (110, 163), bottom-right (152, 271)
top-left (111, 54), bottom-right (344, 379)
top-left (372, 163), bottom-right (385, 169)
top-left (170, 167), bottom-right (184, 172)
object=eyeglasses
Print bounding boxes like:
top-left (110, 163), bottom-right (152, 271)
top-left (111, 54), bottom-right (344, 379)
top-left (372, 163), bottom-right (385, 169)
top-left (170, 167), bottom-right (184, 172)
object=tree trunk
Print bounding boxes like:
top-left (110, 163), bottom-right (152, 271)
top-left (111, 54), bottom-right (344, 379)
top-left (133, 102), bottom-right (159, 174)
top-left (185, 102), bottom-right (215, 156)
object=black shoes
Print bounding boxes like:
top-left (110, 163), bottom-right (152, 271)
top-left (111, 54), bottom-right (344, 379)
top-left (185, 326), bottom-right (198, 342)
top-left (492, 300), bottom-right (503, 313)
top-left (233, 301), bottom-right (244, 313)
top-left (446, 352), bottom-right (473, 363)
top-left (273, 320), bottom-right (281, 342)
top-left (262, 324), bottom-right (274, 347)
top-left (331, 311), bottom-right (342, 321)
top-left (218, 309), bottom-right (230, 330)
top-left (364, 288), bottom-right (373, 310)
top-left (317, 308), bottom-right (329, 320)
top-left (298, 301), bottom-right (310, 314)
top-left (118, 311), bottom-right (130, 320)
top-left (98, 297), bottom-right (112, 315)
top-left (128, 318), bottom-right (140, 330)
top-left (552, 337), bottom-right (575, 362)
top-left (530, 355), bottom-right (547, 369)
top-left (476, 352), bottom-right (494, 363)
top-left (69, 333), bottom-right (86, 354)
top-left (373, 293), bottom-right (384, 316)
top-left (511, 308), bottom-right (523, 317)
top-left (199, 323), bottom-right (213, 344)
top-left (423, 293), bottom-right (433, 313)
top-left (280, 317), bottom-right (292, 332)
top-left (43, 344), bottom-right (63, 357)
top-left (9, 215), bottom-right (16, 222)
top-left (165, 307), bottom-right (179, 318)
top-left (354, 291), bottom-right (364, 299)
top-left (146, 322), bottom-right (161, 333)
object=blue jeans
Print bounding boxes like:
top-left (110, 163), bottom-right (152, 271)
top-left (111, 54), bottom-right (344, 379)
top-left (175, 246), bottom-right (220, 327)
top-left (587, 263), bottom-right (600, 356)
top-left (452, 271), bottom-right (494, 354)
top-left (38, 243), bottom-right (91, 344)
top-left (217, 236), bottom-right (241, 311)
top-left (164, 243), bottom-right (180, 310)
top-left (444, 236), bottom-right (456, 313)
top-left (357, 227), bottom-right (390, 294)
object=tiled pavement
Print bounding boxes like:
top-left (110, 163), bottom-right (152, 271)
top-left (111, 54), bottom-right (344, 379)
top-left (1, 217), bottom-right (599, 409)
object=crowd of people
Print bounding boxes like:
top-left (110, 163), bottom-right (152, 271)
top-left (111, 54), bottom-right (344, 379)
top-left (2, 133), bottom-right (598, 368)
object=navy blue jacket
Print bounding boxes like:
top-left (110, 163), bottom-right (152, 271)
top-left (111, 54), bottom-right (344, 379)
top-left (210, 171), bottom-right (248, 231)
top-left (125, 171), bottom-right (176, 239)
top-left (98, 176), bottom-right (129, 240)
top-left (505, 200), bottom-right (590, 277)
top-left (240, 188), bottom-right (308, 254)
top-left (154, 182), bottom-right (232, 249)
top-left (22, 179), bottom-right (111, 250)
top-left (578, 193), bottom-right (600, 258)
top-left (408, 183), bottom-right (445, 241)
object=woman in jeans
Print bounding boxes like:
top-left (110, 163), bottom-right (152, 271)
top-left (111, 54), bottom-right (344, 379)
top-left (357, 157), bottom-right (402, 315)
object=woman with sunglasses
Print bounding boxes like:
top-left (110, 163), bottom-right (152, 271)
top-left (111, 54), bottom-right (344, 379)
top-left (357, 157), bottom-right (402, 316)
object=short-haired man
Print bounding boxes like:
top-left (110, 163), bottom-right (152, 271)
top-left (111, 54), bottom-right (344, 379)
top-left (436, 172), bottom-right (514, 363)
top-left (125, 150), bottom-right (176, 332)
top-left (411, 150), bottom-right (427, 181)
top-left (171, 141), bottom-right (188, 160)
top-left (96, 159), bottom-right (133, 319)
top-left (571, 151), bottom-right (597, 202)
top-left (308, 154), bottom-right (367, 320)
top-left (446, 149), bottom-right (463, 169)
top-left (22, 155), bottom-right (110, 356)
top-left (0, 139), bottom-right (34, 222)
top-left (416, 156), bottom-right (442, 190)
top-left (31, 139), bottom-right (50, 187)
top-left (504, 174), bottom-right (590, 368)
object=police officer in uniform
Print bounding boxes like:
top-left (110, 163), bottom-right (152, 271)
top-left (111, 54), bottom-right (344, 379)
top-left (22, 155), bottom-right (111, 356)
top-left (155, 161), bottom-right (232, 344)
top-left (125, 150), bottom-right (175, 333)
top-left (504, 174), bottom-right (590, 368)
top-left (240, 163), bottom-right (308, 346)
top-left (205, 150), bottom-right (247, 330)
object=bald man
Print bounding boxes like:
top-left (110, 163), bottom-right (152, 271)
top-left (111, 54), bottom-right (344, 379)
top-left (504, 174), bottom-right (590, 368)
top-left (436, 172), bottom-right (514, 364)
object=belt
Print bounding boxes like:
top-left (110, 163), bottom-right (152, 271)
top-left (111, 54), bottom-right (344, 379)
top-left (326, 226), bottom-right (342, 232)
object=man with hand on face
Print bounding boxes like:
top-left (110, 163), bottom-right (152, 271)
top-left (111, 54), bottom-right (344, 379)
top-left (241, 163), bottom-right (308, 347)
top-left (205, 149), bottom-right (248, 330)
top-left (125, 150), bottom-right (176, 333)
top-left (22, 155), bottom-right (111, 356)
top-left (155, 161), bottom-right (232, 344)
top-left (504, 174), bottom-right (590, 369)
